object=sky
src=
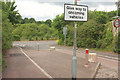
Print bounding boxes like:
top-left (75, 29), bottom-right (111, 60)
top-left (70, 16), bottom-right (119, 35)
top-left (15, 0), bottom-right (118, 21)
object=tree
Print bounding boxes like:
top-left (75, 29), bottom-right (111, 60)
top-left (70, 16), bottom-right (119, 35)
top-left (2, 1), bottom-right (22, 25)
top-left (36, 21), bottom-right (42, 25)
top-left (2, 9), bottom-right (13, 50)
top-left (96, 14), bottom-right (108, 24)
top-left (45, 19), bottom-right (52, 27)
top-left (77, 20), bottom-right (99, 48)
top-left (22, 18), bottom-right (29, 24)
top-left (21, 18), bottom-right (36, 24)
top-left (29, 18), bottom-right (36, 23)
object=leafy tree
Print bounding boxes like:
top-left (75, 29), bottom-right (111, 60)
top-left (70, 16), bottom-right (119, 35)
top-left (52, 14), bottom-right (70, 30)
top-left (2, 1), bottom-right (22, 25)
top-left (36, 21), bottom-right (42, 25)
top-left (96, 14), bottom-right (108, 24)
top-left (21, 18), bottom-right (36, 24)
top-left (12, 23), bottom-right (57, 41)
top-left (21, 18), bottom-right (29, 24)
top-left (45, 19), bottom-right (52, 27)
top-left (2, 9), bottom-right (13, 50)
top-left (77, 20), bottom-right (99, 48)
top-left (29, 18), bottom-right (36, 23)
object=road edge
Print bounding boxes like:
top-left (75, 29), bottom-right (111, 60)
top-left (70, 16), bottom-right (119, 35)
top-left (91, 62), bottom-right (101, 78)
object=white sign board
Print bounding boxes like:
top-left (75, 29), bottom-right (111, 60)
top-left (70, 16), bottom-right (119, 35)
top-left (64, 4), bottom-right (88, 21)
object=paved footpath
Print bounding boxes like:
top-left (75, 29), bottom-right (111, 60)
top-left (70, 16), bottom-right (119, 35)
top-left (2, 47), bottom-right (47, 78)
top-left (2, 47), bottom-right (99, 78)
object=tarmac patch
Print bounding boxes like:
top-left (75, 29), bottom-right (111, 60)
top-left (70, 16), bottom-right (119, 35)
top-left (9, 53), bottom-right (24, 57)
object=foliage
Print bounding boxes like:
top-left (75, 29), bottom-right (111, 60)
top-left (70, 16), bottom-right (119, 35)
top-left (2, 5), bottom-right (13, 50)
top-left (77, 20), bottom-right (105, 48)
top-left (114, 31), bottom-right (120, 53)
top-left (12, 23), bottom-right (57, 41)
top-left (2, 1), bottom-right (22, 25)
top-left (100, 22), bottom-right (113, 48)
top-left (45, 19), bottom-right (52, 27)
top-left (2, 55), bottom-right (7, 69)
top-left (2, 0), bottom-right (119, 53)
top-left (96, 14), bottom-right (108, 24)
top-left (51, 10), bottom-right (117, 52)
top-left (21, 18), bottom-right (36, 24)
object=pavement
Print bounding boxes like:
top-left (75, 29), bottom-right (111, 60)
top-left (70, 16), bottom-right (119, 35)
top-left (2, 47), bottom-right (47, 78)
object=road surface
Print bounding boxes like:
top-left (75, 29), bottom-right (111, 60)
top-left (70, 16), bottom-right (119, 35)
top-left (2, 40), bottom-right (118, 78)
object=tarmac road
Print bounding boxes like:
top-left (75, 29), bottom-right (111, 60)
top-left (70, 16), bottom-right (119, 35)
top-left (2, 40), bottom-right (118, 78)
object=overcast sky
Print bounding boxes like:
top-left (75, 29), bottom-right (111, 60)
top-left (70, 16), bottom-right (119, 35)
top-left (15, 0), bottom-right (118, 21)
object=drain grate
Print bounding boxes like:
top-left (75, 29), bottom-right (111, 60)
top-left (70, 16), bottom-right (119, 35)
top-left (9, 53), bottom-right (23, 57)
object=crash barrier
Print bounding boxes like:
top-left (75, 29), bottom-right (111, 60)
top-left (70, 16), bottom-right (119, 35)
top-left (37, 43), bottom-right (40, 51)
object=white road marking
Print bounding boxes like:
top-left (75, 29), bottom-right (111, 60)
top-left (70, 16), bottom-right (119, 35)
top-left (98, 55), bottom-right (118, 60)
top-left (19, 47), bottom-right (54, 80)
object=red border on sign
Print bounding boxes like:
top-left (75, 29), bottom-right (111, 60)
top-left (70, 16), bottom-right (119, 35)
top-left (114, 19), bottom-right (120, 28)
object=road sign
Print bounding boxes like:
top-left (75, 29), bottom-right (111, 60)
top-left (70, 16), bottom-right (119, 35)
top-left (114, 19), bottom-right (120, 28)
top-left (63, 27), bottom-right (67, 35)
top-left (64, 4), bottom-right (88, 21)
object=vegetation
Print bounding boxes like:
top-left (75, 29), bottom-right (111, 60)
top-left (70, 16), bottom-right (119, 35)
top-left (1, 0), bottom-right (120, 71)
top-left (52, 11), bottom-right (119, 53)
top-left (12, 23), bottom-right (57, 41)
top-left (1, 1), bottom-right (120, 55)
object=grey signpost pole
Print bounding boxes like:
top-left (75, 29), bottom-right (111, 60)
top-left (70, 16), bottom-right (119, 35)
top-left (64, 0), bottom-right (87, 79)
top-left (63, 27), bottom-right (67, 46)
top-left (72, 0), bottom-right (77, 79)
top-left (64, 33), bottom-right (66, 46)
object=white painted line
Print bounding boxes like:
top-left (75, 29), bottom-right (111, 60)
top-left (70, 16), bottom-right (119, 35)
top-left (19, 47), bottom-right (54, 80)
top-left (98, 55), bottom-right (118, 60)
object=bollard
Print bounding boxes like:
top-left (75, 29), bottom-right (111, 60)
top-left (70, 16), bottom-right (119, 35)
top-left (25, 45), bottom-right (28, 50)
top-left (84, 49), bottom-right (89, 67)
top-left (37, 43), bottom-right (39, 51)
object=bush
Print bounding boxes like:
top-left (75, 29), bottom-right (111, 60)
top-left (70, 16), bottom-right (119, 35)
top-left (13, 35), bottom-right (20, 41)
top-left (2, 55), bottom-right (7, 69)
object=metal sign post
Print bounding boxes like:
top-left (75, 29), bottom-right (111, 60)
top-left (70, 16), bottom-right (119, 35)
top-left (72, 21), bottom-right (77, 80)
top-left (63, 27), bottom-right (67, 46)
top-left (72, 0), bottom-right (77, 79)
top-left (64, 0), bottom-right (88, 79)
